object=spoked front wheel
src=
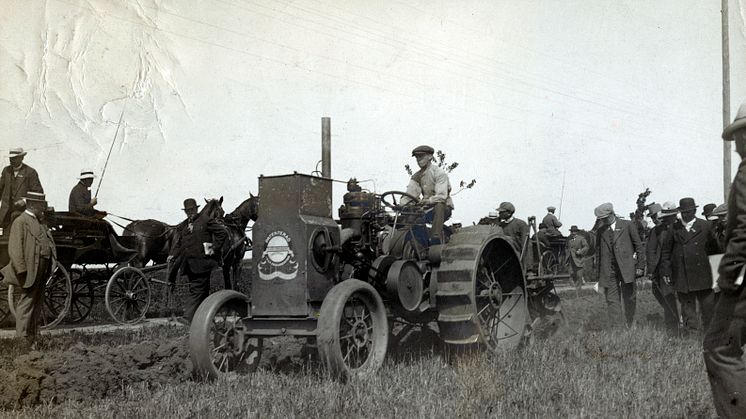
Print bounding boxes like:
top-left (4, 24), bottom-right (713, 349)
top-left (317, 279), bottom-right (389, 381)
top-left (105, 266), bottom-right (151, 324)
top-left (189, 290), bottom-right (262, 380)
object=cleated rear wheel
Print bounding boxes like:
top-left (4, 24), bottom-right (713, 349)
top-left (435, 226), bottom-right (529, 352)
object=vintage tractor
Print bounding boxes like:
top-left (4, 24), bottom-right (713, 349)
top-left (189, 173), bottom-right (529, 380)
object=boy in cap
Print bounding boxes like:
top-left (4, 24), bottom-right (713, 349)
top-left (704, 101), bottom-right (746, 418)
top-left (497, 201), bottom-right (529, 254)
top-left (0, 191), bottom-right (55, 344)
top-left (566, 225), bottom-right (589, 286)
top-left (400, 145), bottom-right (453, 246)
top-left (660, 197), bottom-right (720, 334)
top-left (646, 201), bottom-right (680, 333)
top-left (0, 148), bottom-right (44, 229)
top-left (588, 202), bottom-right (644, 328)
top-left (542, 206), bottom-right (563, 237)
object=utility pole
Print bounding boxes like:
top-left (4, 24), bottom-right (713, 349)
top-left (722, 0), bottom-right (732, 200)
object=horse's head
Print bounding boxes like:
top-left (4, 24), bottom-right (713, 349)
top-left (201, 196), bottom-right (225, 221)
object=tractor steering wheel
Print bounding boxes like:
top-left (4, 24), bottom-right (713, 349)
top-left (380, 191), bottom-right (419, 211)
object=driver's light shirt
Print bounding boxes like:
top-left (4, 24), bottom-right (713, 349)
top-left (401, 163), bottom-right (454, 209)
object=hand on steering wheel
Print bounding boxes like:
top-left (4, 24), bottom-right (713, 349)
top-left (379, 191), bottom-right (419, 212)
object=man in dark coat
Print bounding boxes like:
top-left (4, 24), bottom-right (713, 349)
top-left (496, 201), bottom-right (529, 255)
top-left (68, 169), bottom-right (105, 217)
top-left (168, 198), bottom-right (228, 322)
top-left (542, 206), bottom-right (563, 237)
top-left (646, 201), bottom-right (679, 332)
top-left (661, 197), bottom-right (720, 334)
top-left (704, 103), bottom-right (746, 418)
top-left (0, 148), bottom-right (44, 229)
top-left (588, 202), bottom-right (644, 328)
top-left (0, 191), bottom-right (55, 343)
top-left (566, 225), bottom-right (589, 286)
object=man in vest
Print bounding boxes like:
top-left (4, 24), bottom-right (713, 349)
top-left (400, 145), bottom-right (454, 247)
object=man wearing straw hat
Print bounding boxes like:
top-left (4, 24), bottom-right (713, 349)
top-left (646, 201), bottom-right (679, 333)
top-left (68, 168), bottom-right (105, 217)
top-left (704, 102), bottom-right (746, 417)
top-left (0, 148), bottom-right (44, 229)
top-left (0, 191), bottom-right (55, 343)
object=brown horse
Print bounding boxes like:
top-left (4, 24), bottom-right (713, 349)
top-left (123, 197), bottom-right (225, 268)
top-left (219, 194), bottom-right (259, 290)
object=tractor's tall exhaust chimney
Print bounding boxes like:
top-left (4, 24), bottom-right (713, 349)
top-left (321, 117), bottom-right (331, 178)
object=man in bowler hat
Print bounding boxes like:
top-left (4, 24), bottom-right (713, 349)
top-left (588, 202), bottom-right (644, 328)
top-left (704, 101), bottom-right (746, 418)
top-left (660, 197), bottom-right (720, 334)
top-left (1, 191), bottom-right (55, 343)
top-left (646, 201), bottom-right (680, 333)
top-left (168, 198), bottom-right (227, 323)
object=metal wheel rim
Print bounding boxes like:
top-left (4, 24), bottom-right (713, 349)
top-left (105, 267), bottom-right (151, 324)
top-left (208, 304), bottom-right (261, 374)
top-left (474, 242), bottom-right (526, 350)
top-left (338, 292), bottom-right (376, 370)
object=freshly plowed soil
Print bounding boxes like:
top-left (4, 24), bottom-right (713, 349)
top-left (0, 338), bottom-right (192, 409)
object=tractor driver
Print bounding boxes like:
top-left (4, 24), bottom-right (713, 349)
top-left (400, 145), bottom-right (454, 247)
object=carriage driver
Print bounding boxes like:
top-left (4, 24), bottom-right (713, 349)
top-left (400, 145), bottom-right (454, 246)
top-left (69, 169), bottom-right (106, 218)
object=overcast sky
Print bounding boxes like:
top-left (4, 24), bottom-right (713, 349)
top-left (1, 0), bottom-right (745, 232)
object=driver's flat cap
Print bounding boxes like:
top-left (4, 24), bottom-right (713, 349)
top-left (411, 145), bottom-right (435, 156)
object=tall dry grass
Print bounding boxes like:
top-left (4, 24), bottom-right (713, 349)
top-left (5, 289), bottom-right (717, 418)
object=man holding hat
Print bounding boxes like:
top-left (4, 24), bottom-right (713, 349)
top-left (1, 191), bottom-right (55, 343)
top-left (0, 148), bottom-right (44, 229)
top-left (588, 202), bottom-right (644, 328)
top-left (660, 197), bottom-right (719, 334)
top-left (168, 198), bottom-right (227, 323)
top-left (69, 169), bottom-right (105, 217)
top-left (704, 101), bottom-right (746, 418)
top-left (400, 145), bottom-right (453, 246)
top-left (566, 225), bottom-right (589, 287)
top-left (542, 206), bottom-right (563, 237)
top-left (646, 201), bottom-right (679, 333)
top-left (496, 201), bottom-right (529, 254)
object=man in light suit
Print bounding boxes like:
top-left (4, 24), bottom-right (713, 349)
top-left (589, 203), bottom-right (645, 328)
top-left (1, 191), bottom-right (56, 343)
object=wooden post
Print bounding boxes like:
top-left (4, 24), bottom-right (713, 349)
top-left (723, 0), bottom-right (732, 200)
top-left (322, 117), bottom-right (331, 178)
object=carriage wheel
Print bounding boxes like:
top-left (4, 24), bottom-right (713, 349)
top-left (317, 279), bottom-right (389, 381)
top-left (105, 266), bottom-right (151, 324)
top-left (190, 290), bottom-right (262, 380)
top-left (435, 227), bottom-right (529, 352)
top-left (7, 260), bottom-right (72, 330)
top-left (539, 250), bottom-right (558, 276)
top-left (66, 268), bottom-right (94, 323)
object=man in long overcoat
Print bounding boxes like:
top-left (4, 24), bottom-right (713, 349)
top-left (646, 201), bottom-right (679, 332)
top-left (661, 197), bottom-right (720, 334)
top-left (0, 191), bottom-right (55, 342)
top-left (588, 203), bottom-right (645, 328)
top-left (169, 198), bottom-right (227, 322)
top-left (704, 102), bottom-right (746, 418)
top-left (566, 225), bottom-right (589, 286)
top-left (0, 148), bottom-right (44, 229)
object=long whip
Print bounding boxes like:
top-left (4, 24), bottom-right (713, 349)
top-left (95, 100), bottom-right (128, 198)
top-left (558, 169), bottom-right (566, 219)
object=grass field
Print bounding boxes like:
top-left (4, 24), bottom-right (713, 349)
top-left (0, 284), bottom-right (719, 419)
